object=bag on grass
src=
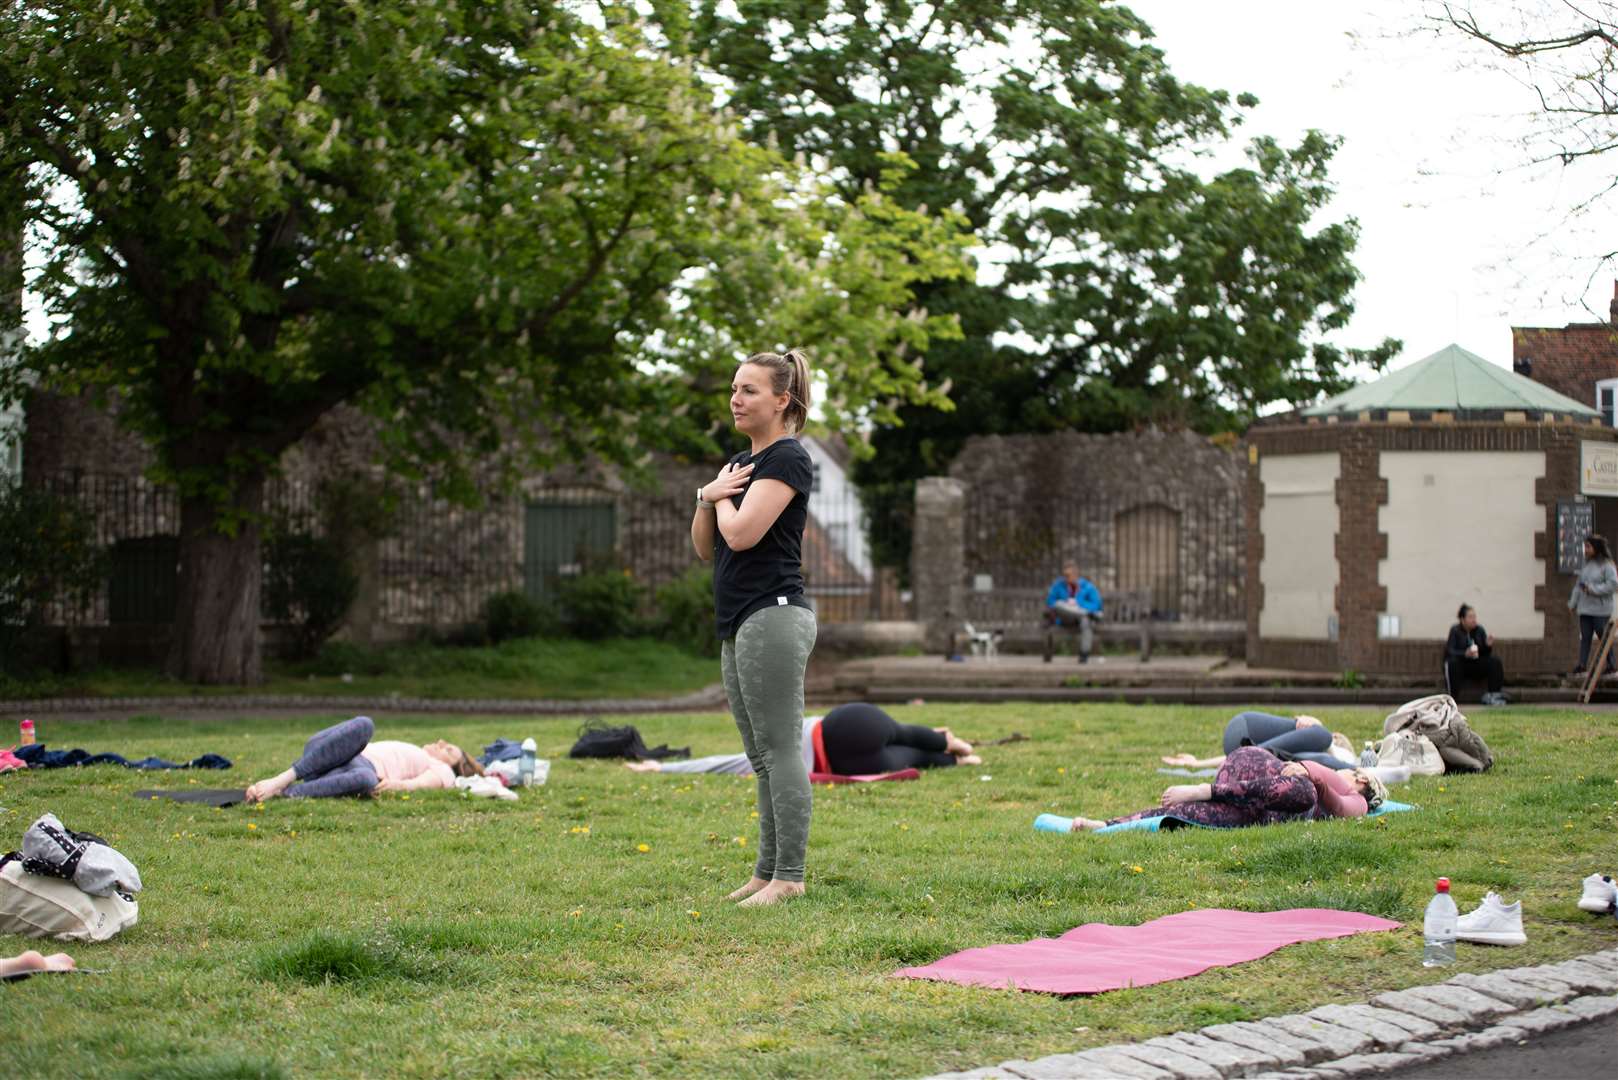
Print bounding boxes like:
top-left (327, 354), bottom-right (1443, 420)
top-left (0, 859), bottom-right (137, 941)
top-left (1374, 730), bottom-right (1445, 776)
top-left (19, 812), bottom-right (142, 899)
top-left (1382, 693), bottom-right (1494, 773)
top-left (568, 720), bottom-right (689, 762)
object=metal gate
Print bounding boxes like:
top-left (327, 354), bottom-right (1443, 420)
top-left (523, 495), bottom-right (616, 600)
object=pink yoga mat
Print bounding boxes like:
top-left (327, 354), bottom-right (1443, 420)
top-left (809, 768), bottom-right (921, 785)
top-left (894, 908), bottom-right (1402, 995)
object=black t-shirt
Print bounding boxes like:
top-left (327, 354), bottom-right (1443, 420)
top-left (712, 437), bottom-right (815, 639)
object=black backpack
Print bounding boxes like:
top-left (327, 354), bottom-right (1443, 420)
top-left (568, 720), bottom-right (690, 761)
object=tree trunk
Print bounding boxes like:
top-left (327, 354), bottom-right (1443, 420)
top-left (165, 474), bottom-right (266, 684)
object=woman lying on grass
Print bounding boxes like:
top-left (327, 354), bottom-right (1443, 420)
top-left (625, 701), bottom-right (981, 777)
top-left (1061, 747), bottom-right (1387, 832)
top-left (1161, 710), bottom-right (1361, 771)
top-left (244, 716), bottom-right (481, 803)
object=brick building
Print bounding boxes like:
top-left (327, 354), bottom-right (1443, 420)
top-left (1513, 284), bottom-right (1618, 422)
top-left (1247, 344), bottom-right (1614, 678)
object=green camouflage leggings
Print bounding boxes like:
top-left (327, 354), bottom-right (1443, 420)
top-left (721, 603), bottom-right (818, 882)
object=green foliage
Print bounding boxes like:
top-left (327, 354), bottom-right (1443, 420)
top-left (0, 1), bottom-right (974, 683)
top-left (482, 589), bottom-right (557, 645)
top-left (558, 569), bottom-right (644, 641)
top-left (0, 480), bottom-right (106, 671)
top-left (678, 0), bottom-right (1399, 499)
top-left (653, 565), bottom-right (718, 658)
top-left (261, 529), bottom-right (359, 660)
top-left (1335, 668), bottom-right (1366, 689)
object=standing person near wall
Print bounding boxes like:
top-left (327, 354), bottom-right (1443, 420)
top-left (690, 349), bottom-right (818, 908)
top-left (1045, 561), bottom-right (1103, 662)
top-left (1570, 535), bottom-right (1618, 678)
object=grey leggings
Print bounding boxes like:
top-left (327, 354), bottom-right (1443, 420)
top-left (286, 716), bottom-right (379, 798)
top-left (721, 604), bottom-right (818, 883)
top-left (1224, 711), bottom-right (1348, 770)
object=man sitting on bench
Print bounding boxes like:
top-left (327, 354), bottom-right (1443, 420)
top-left (1046, 561), bottom-right (1103, 663)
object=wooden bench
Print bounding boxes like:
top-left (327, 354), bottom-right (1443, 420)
top-left (952, 587), bottom-right (1155, 662)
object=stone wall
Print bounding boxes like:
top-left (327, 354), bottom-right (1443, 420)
top-left (946, 430), bottom-right (1247, 622)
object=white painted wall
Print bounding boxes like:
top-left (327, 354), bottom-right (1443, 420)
top-left (1379, 451), bottom-right (1544, 640)
top-left (801, 436), bottom-right (871, 579)
top-left (1259, 452), bottom-right (1340, 639)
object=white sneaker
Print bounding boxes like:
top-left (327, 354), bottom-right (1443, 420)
top-left (1578, 873), bottom-right (1617, 913)
top-left (1456, 892), bottom-right (1527, 946)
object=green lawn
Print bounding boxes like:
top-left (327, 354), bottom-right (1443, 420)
top-left (1, 637), bottom-right (719, 702)
top-left (3, 704), bottom-right (1616, 1079)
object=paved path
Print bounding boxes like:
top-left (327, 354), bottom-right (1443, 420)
top-left (1390, 1012), bottom-right (1618, 1078)
top-left (922, 948), bottom-right (1618, 1079)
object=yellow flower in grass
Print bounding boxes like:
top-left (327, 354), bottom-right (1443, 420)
top-left (637, 843), bottom-right (651, 853)
top-left (1129, 864), bottom-right (1143, 874)
top-left (688, 910), bottom-right (701, 919)
top-left (247, 823), bottom-right (257, 831)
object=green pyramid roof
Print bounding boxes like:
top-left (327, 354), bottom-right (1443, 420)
top-left (1302, 344), bottom-right (1599, 418)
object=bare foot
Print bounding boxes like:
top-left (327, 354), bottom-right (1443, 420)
top-left (1160, 752), bottom-right (1199, 766)
top-left (1160, 784), bottom-right (1206, 807)
top-left (246, 768), bottom-right (297, 803)
top-left (623, 761), bottom-right (663, 773)
top-left (957, 754), bottom-right (982, 766)
top-left (737, 880), bottom-right (806, 907)
top-left (0, 950), bottom-right (75, 978)
top-left (726, 876), bottom-right (770, 902)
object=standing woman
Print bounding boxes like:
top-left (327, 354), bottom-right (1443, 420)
top-left (1570, 534), bottom-right (1618, 677)
top-left (691, 349), bottom-right (818, 907)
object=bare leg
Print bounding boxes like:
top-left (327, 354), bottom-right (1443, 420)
top-left (623, 761), bottom-right (663, 773)
top-left (738, 880), bottom-right (807, 907)
top-left (1160, 752), bottom-right (1225, 768)
top-left (726, 876), bottom-right (770, 901)
top-left (0, 951), bottom-right (75, 978)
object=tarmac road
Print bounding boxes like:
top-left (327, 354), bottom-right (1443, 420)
top-left (1392, 1013), bottom-right (1618, 1078)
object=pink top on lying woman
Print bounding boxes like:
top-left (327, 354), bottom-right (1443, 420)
top-left (360, 741), bottom-right (456, 787)
top-left (1302, 760), bottom-right (1368, 818)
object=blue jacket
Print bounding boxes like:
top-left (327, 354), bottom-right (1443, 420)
top-left (1046, 577), bottom-right (1102, 615)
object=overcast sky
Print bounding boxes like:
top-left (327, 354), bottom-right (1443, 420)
top-left (1125, 0), bottom-right (1618, 378)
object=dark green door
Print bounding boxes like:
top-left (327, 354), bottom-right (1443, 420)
top-left (524, 501), bottom-right (616, 600)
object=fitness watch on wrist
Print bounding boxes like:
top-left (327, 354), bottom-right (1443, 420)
top-left (696, 487), bottom-right (714, 509)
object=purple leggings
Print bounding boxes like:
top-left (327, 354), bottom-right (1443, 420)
top-left (286, 716), bottom-right (379, 798)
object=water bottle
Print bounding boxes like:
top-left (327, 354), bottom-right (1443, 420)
top-left (518, 738), bottom-right (538, 787)
top-left (1360, 741), bottom-right (1377, 768)
top-left (18, 719), bottom-right (35, 747)
top-left (1423, 878), bottom-right (1458, 967)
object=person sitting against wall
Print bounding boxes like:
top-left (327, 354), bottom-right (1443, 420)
top-left (625, 701), bottom-right (982, 777)
top-left (1055, 746), bottom-right (1387, 833)
top-left (1045, 561), bottom-right (1103, 663)
top-left (1569, 534), bottom-right (1618, 679)
top-left (1447, 603), bottom-right (1507, 706)
top-left (244, 716), bottom-right (483, 802)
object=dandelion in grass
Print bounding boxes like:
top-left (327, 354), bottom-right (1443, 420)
top-left (733, 836), bottom-right (746, 845)
top-left (1057, 767), bottom-right (1066, 775)
top-left (637, 843), bottom-right (650, 853)
top-left (1129, 864), bottom-right (1143, 874)
top-left (569, 909), bottom-right (582, 918)
top-left (247, 823), bottom-right (257, 831)
top-left (688, 910), bottom-right (700, 919)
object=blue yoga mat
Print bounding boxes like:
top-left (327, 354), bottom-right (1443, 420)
top-left (1035, 801), bottom-right (1416, 836)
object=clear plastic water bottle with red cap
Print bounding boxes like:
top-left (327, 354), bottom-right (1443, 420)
top-left (18, 719), bottom-right (35, 747)
top-left (1423, 877), bottom-right (1458, 967)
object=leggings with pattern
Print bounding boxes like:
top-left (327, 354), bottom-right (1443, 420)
top-left (721, 604), bottom-right (818, 882)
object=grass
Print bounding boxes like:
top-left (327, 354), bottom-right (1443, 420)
top-left (0, 637), bottom-right (719, 702)
top-left (1, 703), bottom-right (1616, 1078)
